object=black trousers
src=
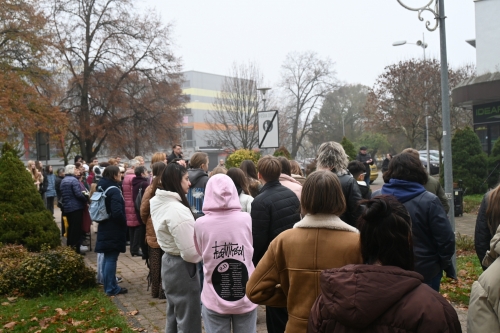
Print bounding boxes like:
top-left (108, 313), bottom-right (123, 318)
top-left (66, 209), bottom-right (83, 253)
top-left (129, 224), bottom-right (145, 255)
top-left (266, 306), bottom-right (288, 333)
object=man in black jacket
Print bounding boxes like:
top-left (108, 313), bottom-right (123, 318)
top-left (166, 144), bottom-right (183, 164)
top-left (356, 146), bottom-right (374, 187)
top-left (251, 155), bottom-right (301, 333)
top-left (316, 141), bottom-right (363, 227)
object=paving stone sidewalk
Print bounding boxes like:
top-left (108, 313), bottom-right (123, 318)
top-left (55, 207), bottom-right (476, 332)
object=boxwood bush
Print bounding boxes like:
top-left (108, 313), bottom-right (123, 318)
top-left (0, 244), bottom-right (96, 297)
top-left (0, 143), bottom-right (60, 251)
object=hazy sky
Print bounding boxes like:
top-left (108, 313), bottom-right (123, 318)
top-left (141, 0), bottom-right (476, 88)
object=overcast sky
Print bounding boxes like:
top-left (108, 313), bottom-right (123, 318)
top-left (141, 0), bottom-right (476, 88)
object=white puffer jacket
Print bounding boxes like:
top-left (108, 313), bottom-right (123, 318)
top-left (150, 189), bottom-right (201, 263)
top-left (239, 193), bottom-right (254, 213)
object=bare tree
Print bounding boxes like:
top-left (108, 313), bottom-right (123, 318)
top-left (279, 51), bottom-right (337, 159)
top-left (48, 0), bottom-right (183, 160)
top-left (365, 59), bottom-right (475, 160)
top-left (205, 62), bottom-right (262, 150)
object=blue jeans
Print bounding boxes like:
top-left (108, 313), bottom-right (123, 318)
top-left (103, 251), bottom-right (121, 295)
top-left (425, 270), bottom-right (443, 292)
top-left (97, 253), bottom-right (104, 284)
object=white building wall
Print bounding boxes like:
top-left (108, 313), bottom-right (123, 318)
top-left (475, 0), bottom-right (500, 74)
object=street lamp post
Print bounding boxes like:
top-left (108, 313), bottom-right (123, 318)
top-left (396, 0), bottom-right (455, 265)
top-left (392, 33), bottom-right (428, 60)
top-left (426, 116), bottom-right (431, 174)
top-left (257, 87), bottom-right (271, 112)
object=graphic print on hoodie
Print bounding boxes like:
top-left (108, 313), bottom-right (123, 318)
top-left (187, 168), bottom-right (209, 218)
top-left (194, 174), bottom-right (257, 314)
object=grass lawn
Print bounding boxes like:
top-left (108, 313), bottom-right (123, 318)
top-left (463, 194), bottom-right (484, 214)
top-left (440, 234), bottom-right (482, 308)
top-left (0, 287), bottom-right (137, 332)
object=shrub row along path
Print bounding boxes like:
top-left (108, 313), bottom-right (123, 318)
top-left (53, 206), bottom-right (474, 333)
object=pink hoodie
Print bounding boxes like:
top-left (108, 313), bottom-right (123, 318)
top-left (193, 174), bottom-right (257, 315)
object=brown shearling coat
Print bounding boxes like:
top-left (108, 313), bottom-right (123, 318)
top-left (140, 185), bottom-right (160, 249)
top-left (246, 214), bottom-right (362, 333)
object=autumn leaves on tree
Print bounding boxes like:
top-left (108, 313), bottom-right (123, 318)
top-left (1, 0), bottom-right (186, 161)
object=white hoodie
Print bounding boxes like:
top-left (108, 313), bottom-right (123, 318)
top-left (150, 189), bottom-right (201, 263)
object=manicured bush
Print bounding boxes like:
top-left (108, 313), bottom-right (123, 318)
top-left (225, 149), bottom-right (261, 169)
top-left (341, 136), bottom-right (357, 161)
top-left (487, 138), bottom-right (500, 188)
top-left (0, 244), bottom-right (96, 297)
top-left (451, 127), bottom-right (488, 194)
top-left (273, 146), bottom-right (291, 159)
top-left (0, 143), bottom-right (60, 251)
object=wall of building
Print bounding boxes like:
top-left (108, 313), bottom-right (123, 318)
top-left (475, 0), bottom-right (500, 75)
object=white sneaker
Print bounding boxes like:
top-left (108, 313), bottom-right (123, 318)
top-left (80, 245), bottom-right (89, 252)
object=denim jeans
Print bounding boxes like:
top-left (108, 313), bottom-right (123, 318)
top-left (103, 251), bottom-right (121, 295)
top-left (96, 253), bottom-right (104, 284)
top-left (425, 270), bottom-right (443, 292)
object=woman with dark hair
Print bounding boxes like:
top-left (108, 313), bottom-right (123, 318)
top-left (44, 165), bottom-right (57, 214)
top-left (226, 168), bottom-right (254, 212)
top-left (378, 153), bottom-right (455, 291)
top-left (475, 183), bottom-right (500, 269)
top-left (140, 162), bottom-right (167, 299)
top-left (94, 165), bottom-right (128, 296)
top-left (247, 170), bottom-right (362, 333)
top-left (132, 166), bottom-right (149, 258)
top-left (150, 163), bottom-right (202, 332)
top-left (308, 195), bottom-right (461, 333)
top-left (239, 160), bottom-right (262, 198)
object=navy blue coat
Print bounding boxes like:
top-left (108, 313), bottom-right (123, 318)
top-left (60, 175), bottom-right (88, 213)
top-left (94, 178), bottom-right (127, 253)
top-left (251, 180), bottom-right (301, 266)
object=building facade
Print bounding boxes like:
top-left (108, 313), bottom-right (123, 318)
top-left (453, 0), bottom-right (500, 155)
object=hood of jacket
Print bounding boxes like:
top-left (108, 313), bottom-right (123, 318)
top-left (132, 176), bottom-right (148, 187)
top-left (202, 174), bottom-right (241, 213)
top-left (483, 224), bottom-right (500, 267)
top-left (96, 177), bottom-right (120, 191)
top-left (188, 168), bottom-right (208, 188)
top-left (319, 264), bottom-right (423, 329)
top-left (381, 179), bottom-right (426, 203)
top-left (279, 173), bottom-right (302, 186)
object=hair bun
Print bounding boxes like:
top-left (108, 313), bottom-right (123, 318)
top-left (362, 196), bottom-right (393, 223)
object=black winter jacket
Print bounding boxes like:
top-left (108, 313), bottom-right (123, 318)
top-left (337, 172), bottom-right (364, 227)
top-left (94, 178), bottom-right (127, 253)
top-left (55, 175), bottom-right (64, 200)
top-left (475, 193), bottom-right (491, 269)
top-left (251, 180), bottom-right (301, 266)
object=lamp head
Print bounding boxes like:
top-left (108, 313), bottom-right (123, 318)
top-left (392, 40), bottom-right (407, 46)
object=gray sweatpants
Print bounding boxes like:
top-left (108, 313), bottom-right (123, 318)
top-left (161, 253), bottom-right (201, 333)
top-left (202, 305), bottom-right (257, 333)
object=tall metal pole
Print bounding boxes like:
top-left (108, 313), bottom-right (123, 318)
top-left (426, 116), bottom-right (430, 174)
top-left (438, 0), bottom-right (455, 227)
top-left (422, 33), bottom-right (426, 61)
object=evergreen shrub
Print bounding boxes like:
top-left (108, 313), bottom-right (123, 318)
top-left (487, 138), bottom-right (500, 189)
top-left (0, 244), bottom-right (96, 297)
top-left (273, 146), bottom-right (291, 159)
top-left (225, 149), bottom-right (261, 168)
top-left (451, 127), bottom-right (488, 194)
top-left (341, 136), bottom-right (357, 161)
top-left (0, 143), bottom-right (60, 251)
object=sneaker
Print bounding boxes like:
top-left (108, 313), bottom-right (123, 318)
top-left (116, 277), bottom-right (123, 283)
top-left (117, 287), bottom-right (128, 295)
top-left (80, 245), bottom-right (89, 252)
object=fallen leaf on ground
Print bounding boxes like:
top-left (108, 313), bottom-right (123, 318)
top-left (55, 308), bottom-right (67, 316)
top-left (3, 322), bottom-right (16, 329)
top-left (6, 297), bottom-right (17, 302)
top-left (85, 329), bottom-right (98, 333)
top-left (30, 317), bottom-right (38, 322)
top-left (72, 320), bottom-right (84, 326)
top-left (1, 302), bottom-right (10, 306)
top-left (81, 301), bottom-right (89, 305)
top-left (127, 310), bottom-right (139, 316)
top-left (56, 328), bottom-right (67, 332)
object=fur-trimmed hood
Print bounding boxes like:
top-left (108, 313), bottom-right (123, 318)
top-left (294, 214), bottom-right (359, 233)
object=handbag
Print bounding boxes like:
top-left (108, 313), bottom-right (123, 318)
top-left (134, 187), bottom-right (143, 211)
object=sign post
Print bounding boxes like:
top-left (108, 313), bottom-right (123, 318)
top-left (258, 110), bottom-right (279, 149)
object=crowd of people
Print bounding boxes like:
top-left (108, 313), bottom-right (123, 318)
top-left (27, 141), bottom-right (500, 333)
